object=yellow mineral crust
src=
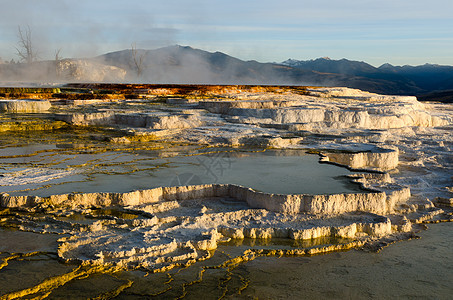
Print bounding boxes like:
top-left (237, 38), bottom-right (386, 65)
top-left (0, 264), bottom-right (121, 300)
top-left (0, 181), bottom-right (411, 271)
top-left (0, 85), bottom-right (451, 296)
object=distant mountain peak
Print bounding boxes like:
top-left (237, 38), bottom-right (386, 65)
top-left (282, 58), bottom-right (299, 65)
top-left (379, 63), bottom-right (394, 68)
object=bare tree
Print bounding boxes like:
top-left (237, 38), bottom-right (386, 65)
top-left (131, 43), bottom-right (145, 77)
top-left (15, 25), bottom-right (37, 64)
top-left (55, 48), bottom-right (62, 61)
top-left (55, 48), bottom-right (62, 77)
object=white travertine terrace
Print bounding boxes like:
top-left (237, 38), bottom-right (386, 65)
top-left (0, 181), bottom-right (411, 268)
top-left (0, 183), bottom-right (410, 215)
top-left (320, 147), bottom-right (399, 170)
top-left (199, 87), bottom-right (447, 130)
top-left (0, 99), bottom-right (51, 112)
top-left (55, 111), bottom-right (203, 129)
top-left (0, 183), bottom-right (401, 268)
top-left (0, 86), bottom-right (451, 271)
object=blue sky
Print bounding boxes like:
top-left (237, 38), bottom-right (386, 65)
top-left (1, 0), bottom-right (452, 66)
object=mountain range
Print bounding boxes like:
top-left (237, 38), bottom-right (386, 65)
top-left (1, 45), bottom-right (453, 100)
top-left (282, 57), bottom-right (453, 96)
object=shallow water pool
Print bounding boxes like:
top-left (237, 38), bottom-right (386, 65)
top-left (0, 146), bottom-right (366, 196)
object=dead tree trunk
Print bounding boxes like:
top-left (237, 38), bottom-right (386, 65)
top-left (131, 43), bottom-right (145, 78)
top-left (15, 25), bottom-right (37, 64)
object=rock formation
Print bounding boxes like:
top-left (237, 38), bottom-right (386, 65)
top-left (0, 99), bottom-right (51, 112)
top-left (0, 85), bottom-right (451, 277)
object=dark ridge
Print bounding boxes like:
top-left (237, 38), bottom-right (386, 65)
top-left (417, 90), bottom-right (453, 103)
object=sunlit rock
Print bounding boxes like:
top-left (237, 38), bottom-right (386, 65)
top-left (199, 87), bottom-right (448, 130)
top-left (320, 147), bottom-right (399, 171)
top-left (55, 111), bottom-right (115, 125)
top-left (0, 99), bottom-right (51, 112)
top-left (56, 111), bottom-right (203, 129)
top-left (0, 84), bottom-right (451, 274)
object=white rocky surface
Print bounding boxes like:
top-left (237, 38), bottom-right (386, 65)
top-left (1, 86), bottom-right (452, 272)
top-left (0, 182), bottom-right (410, 215)
top-left (199, 88), bottom-right (447, 130)
top-left (0, 99), bottom-right (51, 112)
top-left (0, 185), bottom-right (397, 269)
top-left (55, 111), bottom-right (203, 129)
top-left (320, 146), bottom-right (400, 170)
top-left (0, 168), bottom-right (77, 187)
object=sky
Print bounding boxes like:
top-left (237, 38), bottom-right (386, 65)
top-left (0, 0), bottom-right (452, 66)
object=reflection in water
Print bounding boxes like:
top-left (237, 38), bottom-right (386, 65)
top-left (0, 223), bottom-right (355, 299)
top-left (89, 208), bottom-right (142, 220)
top-left (0, 143), bottom-right (366, 197)
top-left (1, 126), bottom-right (449, 299)
top-left (2, 223), bottom-right (450, 299)
top-left (224, 236), bottom-right (352, 249)
top-left (238, 223), bottom-right (453, 299)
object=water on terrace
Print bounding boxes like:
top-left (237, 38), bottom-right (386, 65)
top-left (0, 86), bottom-right (452, 298)
top-left (0, 135), bottom-right (367, 197)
